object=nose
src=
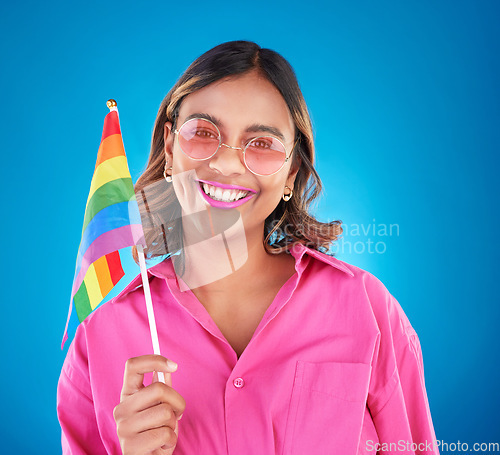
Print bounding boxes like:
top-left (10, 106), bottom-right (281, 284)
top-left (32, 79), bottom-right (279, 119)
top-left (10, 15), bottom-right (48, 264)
top-left (208, 143), bottom-right (246, 176)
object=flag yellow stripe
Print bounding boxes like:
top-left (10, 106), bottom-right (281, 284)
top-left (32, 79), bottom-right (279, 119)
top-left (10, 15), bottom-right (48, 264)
top-left (84, 263), bottom-right (104, 310)
top-left (86, 155), bottom-right (130, 205)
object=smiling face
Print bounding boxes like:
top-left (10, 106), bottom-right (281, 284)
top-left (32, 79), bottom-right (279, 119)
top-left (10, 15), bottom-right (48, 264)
top-left (163, 70), bottom-right (300, 241)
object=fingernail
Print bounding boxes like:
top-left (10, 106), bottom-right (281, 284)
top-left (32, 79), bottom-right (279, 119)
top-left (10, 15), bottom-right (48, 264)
top-left (177, 413), bottom-right (183, 421)
top-left (166, 359), bottom-right (178, 371)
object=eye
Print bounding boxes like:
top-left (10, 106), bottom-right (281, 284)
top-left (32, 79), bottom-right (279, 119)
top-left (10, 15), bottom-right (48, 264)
top-left (249, 137), bottom-right (273, 149)
top-left (195, 128), bottom-right (218, 139)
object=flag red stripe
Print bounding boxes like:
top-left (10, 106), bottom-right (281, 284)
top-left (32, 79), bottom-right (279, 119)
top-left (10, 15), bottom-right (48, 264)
top-left (101, 110), bottom-right (121, 142)
top-left (95, 109), bottom-right (124, 168)
top-left (106, 250), bottom-right (125, 285)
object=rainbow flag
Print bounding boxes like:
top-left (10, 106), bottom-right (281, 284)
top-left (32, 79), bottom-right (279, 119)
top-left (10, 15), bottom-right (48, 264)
top-left (62, 101), bottom-right (144, 348)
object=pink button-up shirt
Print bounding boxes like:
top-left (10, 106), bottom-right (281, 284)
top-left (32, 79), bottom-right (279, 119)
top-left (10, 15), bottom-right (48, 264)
top-left (57, 243), bottom-right (439, 454)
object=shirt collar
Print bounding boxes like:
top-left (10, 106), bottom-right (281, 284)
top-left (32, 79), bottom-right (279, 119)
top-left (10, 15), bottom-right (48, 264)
top-left (288, 242), bottom-right (354, 277)
top-left (115, 243), bottom-right (353, 302)
top-left (144, 243), bottom-right (354, 280)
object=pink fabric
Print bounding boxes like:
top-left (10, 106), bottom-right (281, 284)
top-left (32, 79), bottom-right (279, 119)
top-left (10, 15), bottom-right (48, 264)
top-left (57, 243), bottom-right (439, 454)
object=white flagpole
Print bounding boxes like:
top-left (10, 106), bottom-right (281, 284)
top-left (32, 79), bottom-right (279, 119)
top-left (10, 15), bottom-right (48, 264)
top-left (136, 244), bottom-right (166, 384)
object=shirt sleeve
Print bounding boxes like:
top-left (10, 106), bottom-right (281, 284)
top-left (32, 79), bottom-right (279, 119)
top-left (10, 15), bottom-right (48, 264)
top-left (57, 327), bottom-right (109, 455)
top-left (366, 279), bottom-right (439, 455)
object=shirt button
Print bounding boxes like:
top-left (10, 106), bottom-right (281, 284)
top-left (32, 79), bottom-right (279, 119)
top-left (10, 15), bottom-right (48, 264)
top-left (233, 377), bottom-right (245, 389)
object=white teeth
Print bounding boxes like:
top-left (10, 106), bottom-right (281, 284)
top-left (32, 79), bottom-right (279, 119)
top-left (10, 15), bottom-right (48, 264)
top-left (201, 183), bottom-right (250, 202)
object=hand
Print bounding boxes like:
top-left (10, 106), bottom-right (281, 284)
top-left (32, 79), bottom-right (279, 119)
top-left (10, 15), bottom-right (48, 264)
top-left (113, 355), bottom-right (186, 454)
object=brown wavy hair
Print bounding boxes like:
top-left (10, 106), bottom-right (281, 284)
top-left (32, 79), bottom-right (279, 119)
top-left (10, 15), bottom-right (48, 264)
top-left (134, 40), bottom-right (342, 262)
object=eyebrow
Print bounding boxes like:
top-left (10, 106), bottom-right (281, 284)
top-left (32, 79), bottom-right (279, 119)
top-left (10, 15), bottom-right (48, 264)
top-left (184, 112), bottom-right (221, 126)
top-left (183, 112), bottom-right (286, 142)
top-left (246, 123), bottom-right (285, 142)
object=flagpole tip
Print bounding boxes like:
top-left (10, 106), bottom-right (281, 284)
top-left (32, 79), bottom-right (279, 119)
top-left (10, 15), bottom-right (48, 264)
top-left (106, 99), bottom-right (117, 110)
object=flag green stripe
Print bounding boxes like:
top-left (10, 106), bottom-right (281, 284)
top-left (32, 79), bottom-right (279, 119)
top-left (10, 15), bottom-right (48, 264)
top-left (74, 281), bottom-right (92, 322)
top-left (82, 177), bottom-right (134, 233)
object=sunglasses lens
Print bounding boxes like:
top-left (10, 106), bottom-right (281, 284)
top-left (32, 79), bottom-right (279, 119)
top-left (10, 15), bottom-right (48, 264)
top-left (178, 119), bottom-right (220, 159)
top-left (245, 137), bottom-right (287, 175)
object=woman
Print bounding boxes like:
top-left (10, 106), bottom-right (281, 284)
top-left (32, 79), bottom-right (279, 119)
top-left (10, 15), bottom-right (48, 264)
top-left (58, 41), bottom-right (439, 454)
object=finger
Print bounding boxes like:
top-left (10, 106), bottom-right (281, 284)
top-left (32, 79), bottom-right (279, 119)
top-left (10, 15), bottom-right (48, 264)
top-left (161, 419), bottom-right (179, 451)
top-left (122, 381), bottom-right (186, 417)
top-left (119, 402), bottom-right (179, 435)
top-left (124, 426), bottom-right (177, 454)
top-left (121, 355), bottom-right (178, 399)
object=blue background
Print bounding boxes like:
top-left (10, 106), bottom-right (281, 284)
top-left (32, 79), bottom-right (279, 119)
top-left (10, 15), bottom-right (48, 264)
top-left (1, 0), bottom-right (499, 452)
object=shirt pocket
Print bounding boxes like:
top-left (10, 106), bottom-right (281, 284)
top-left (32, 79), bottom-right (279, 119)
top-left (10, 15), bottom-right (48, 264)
top-left (282, 361), bottom-right (372, 455)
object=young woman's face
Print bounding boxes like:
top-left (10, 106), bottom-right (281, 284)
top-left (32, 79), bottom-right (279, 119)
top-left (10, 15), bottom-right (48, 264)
top-left (164, 70), bottom-right (299, 239)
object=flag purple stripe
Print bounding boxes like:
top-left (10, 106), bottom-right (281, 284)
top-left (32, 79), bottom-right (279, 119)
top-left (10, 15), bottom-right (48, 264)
top-left (71, 224), bottom-right (144, 296)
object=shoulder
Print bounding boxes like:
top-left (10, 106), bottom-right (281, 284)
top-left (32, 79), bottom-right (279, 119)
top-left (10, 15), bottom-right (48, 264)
top-left (298, 244), bottom-right (413, 340)
top-left (80, 257), bottom-right (174, 332)
top-left (297, 243), bottom-right (390, 296)
top-left (78, 275), bottom-right (144, 334)
top-left (63, 261), bottom-right (174, 379)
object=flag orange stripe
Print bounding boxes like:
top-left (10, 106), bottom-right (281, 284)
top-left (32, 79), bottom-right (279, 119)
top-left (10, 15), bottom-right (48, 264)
top-left (93, 255), bottom-right (114, 296)
top-left (95, 133), bottom-right (126, 169)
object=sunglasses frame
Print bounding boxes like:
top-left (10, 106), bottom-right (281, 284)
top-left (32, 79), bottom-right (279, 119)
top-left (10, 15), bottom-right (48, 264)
top-left (173, 117), bottom-right (296, 177)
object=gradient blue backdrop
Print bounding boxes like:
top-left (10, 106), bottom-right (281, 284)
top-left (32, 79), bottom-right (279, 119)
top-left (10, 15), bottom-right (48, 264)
top-left (1, 0), bottom-right (499, 452)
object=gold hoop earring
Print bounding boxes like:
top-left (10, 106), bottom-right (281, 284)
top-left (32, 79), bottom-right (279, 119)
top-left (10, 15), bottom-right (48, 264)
top-left (283, 186), bottom-right (293, 202)
top-left (163, 166), bottom-right (173, 183)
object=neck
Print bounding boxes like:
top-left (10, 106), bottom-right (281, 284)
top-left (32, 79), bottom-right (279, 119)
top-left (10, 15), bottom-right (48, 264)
top-left (172, 209), bottom-right (273, 293)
